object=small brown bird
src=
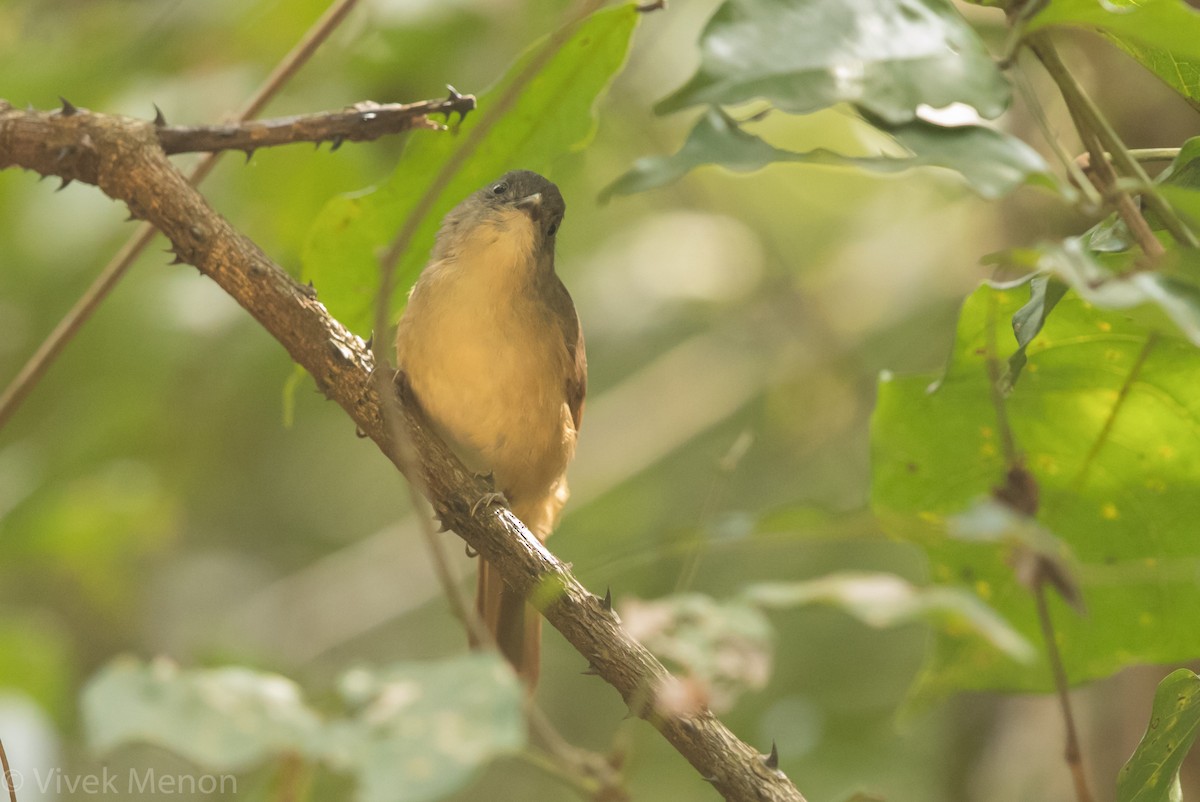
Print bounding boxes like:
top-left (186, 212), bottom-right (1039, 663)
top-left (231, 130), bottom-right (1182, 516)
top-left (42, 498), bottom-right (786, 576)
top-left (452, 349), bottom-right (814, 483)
top-left (395, 170), bottom-right (586, 686)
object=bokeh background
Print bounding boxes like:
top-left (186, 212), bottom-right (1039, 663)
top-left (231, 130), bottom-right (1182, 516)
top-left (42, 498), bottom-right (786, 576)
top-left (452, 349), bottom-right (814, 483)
top-left (1, 1), bottom-right (1198, 800)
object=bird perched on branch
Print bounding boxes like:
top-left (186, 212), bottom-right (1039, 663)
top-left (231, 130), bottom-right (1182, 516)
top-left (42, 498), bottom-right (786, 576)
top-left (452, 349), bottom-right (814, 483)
top-left (395, 170), bottom-right (586, 687)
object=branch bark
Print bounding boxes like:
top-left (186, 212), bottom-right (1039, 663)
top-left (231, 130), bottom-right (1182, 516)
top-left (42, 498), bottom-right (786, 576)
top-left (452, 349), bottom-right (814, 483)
top-left (155, 94), bottom-right (476, 155)
top-left (0, 101), bottom-right (806, 802)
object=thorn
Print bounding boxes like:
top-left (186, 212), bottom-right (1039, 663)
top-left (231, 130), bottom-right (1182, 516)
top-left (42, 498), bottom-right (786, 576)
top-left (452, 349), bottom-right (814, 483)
top-left (364, 334), bottom-right (374, 350)
top-left (446, 84), bottom-right (463, 101)
top-left (636, 0), bottom-right (667, 10)
top-left (330, 134), bottom-right (344, 152)
top-left (56, 177), bottom-right (72, 191)
top-left (59, 96), bottom-right (78, 116)
top-left (125, 213), bottom-right (137, 222)
top-left (152, 104), bottom-right (167, 127)
top-left (763, 740), bottom-right (778, 771)
top-left (169, 255), bottom-right (186, 265)
top-left (435, 516), bottom-right (451, 533)
top-left (601, 587), bottom-right (612, 611)
top-left (465, 543), bottom-right (478, 558)
top-left (355, 425), bottom-right (368, 438)
top-left (701, 775), bottom-right (717, 785)
top-left (581, 663), bottom-right (600, 676)
top-left (244, 148), bottom-right (255, 163)
top-left (301, 280), bottom-right (317, 299)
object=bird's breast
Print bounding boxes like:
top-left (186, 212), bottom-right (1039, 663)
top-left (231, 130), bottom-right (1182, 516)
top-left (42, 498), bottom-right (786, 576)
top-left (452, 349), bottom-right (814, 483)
top-left (396, 261), bottom-right (576, 505)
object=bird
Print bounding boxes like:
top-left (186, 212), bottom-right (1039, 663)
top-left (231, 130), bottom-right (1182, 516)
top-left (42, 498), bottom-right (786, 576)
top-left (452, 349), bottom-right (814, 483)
top-left (395, 170), bottom-right (586, 687)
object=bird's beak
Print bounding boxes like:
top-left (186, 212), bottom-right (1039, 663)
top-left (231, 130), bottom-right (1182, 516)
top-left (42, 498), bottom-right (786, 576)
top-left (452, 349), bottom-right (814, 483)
top-left (515, 192), bottom-right (543, 220)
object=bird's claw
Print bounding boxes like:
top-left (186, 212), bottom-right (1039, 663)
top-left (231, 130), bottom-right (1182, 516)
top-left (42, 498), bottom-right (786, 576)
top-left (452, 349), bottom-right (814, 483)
top-left (470, 491), bottom-right (508, 517)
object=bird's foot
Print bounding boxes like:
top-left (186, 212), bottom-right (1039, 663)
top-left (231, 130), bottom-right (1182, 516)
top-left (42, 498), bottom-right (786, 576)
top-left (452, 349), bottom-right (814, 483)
top-left (470, 491), bottom-right (509, 517)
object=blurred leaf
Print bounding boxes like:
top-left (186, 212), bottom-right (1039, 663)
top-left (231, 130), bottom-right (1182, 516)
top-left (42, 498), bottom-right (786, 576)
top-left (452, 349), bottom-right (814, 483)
top-left (949, 499), bottom-right (1084, 613)
top-left (1117, 669), bottom-right (1200, 802)
top-left (1029, 0), bottom-right (1200, 109)
top-left (83, 657), bottom-right (321, 771)
top-left (302, 4), bottom-right (638, 335)
top-left (743, 571), bottom-right (1034, 662)
top-left (325, 655), bottom-right (524, 802)
top-left (4, 461), bottom-right (176, 618)
top-left (0, 614), bottom-right (73, 721)
top-left (656, 0), bottom-right (1010, 124)
top-left (872, 285), bottom-right (1200, 697)
top-left (602, 106), bottom-right (1050, 202)
top-left (618, 594), bottom-right (773, 714)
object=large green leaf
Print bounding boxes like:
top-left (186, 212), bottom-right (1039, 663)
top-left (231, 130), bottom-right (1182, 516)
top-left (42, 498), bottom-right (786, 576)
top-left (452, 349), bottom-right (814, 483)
top-left (83, 657), bottom-right (322, 771)
top-left (872, 284), bottom-right (1200, 698)
top-left (1028, 0), bottom-right (1200, 109)
top-left (325, 655), bottom-right (524, 802)
top-left (656, 0), bottom-right (1010, 124)
top-left (1117, 669), bottom-right (1200, 802)
top-left (302, 5), bottom-right (638, 335)
top-left (602, 106), bottom-right (1051, 201)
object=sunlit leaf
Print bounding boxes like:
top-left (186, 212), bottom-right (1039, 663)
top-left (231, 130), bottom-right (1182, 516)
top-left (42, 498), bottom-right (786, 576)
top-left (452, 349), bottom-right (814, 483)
top-left (1029, 0), bottom-right (1200, 109)
top-left (743, 571), bottom-right (1034, 662)
top-left (1117, 669), bottom-right (1200, 802)
top-left (83, 657), bottom-right (321, 771)
top-left (325, 655), bottom-right (524, 802)
top-left (872, 285), bottom-right (1200, 698)
top-left (657, 0), bottom-right (1010, 124)
top-left (989, 239), bottom-right (1200, 348)
top-left (602, 106), bottom-right (1050, 202)
top-left (302, 4), bottom-right (638, 335)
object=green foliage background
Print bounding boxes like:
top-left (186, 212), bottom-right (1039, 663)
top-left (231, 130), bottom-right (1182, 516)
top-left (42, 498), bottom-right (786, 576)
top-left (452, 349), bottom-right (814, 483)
top-left (3, 0), bottom-right (1200, 801)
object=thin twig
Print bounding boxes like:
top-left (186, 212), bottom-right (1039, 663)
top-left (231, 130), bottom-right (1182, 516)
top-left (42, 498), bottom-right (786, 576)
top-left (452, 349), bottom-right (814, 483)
top-left (0, 738), bottom-right (17, 802)
top-left (1033, 578), bottom-right (1095, 802)
top-left (1029, 35), bottom-right (1197, 249)
top-left (0, 0), bottom-right (360, 432)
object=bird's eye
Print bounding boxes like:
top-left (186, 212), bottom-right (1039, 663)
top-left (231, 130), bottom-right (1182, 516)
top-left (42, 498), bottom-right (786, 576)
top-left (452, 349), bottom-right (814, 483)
top-left (546, 221), bottom-right (559, 236)
top-left (491, 182), bottom-right (509, 196)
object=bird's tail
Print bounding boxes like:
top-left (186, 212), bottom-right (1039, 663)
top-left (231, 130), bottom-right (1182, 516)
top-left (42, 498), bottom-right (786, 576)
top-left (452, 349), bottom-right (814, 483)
top-left (476, 559), bottom-right (541, 687)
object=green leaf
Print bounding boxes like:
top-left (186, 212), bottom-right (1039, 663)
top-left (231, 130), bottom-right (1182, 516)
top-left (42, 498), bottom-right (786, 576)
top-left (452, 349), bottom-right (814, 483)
top-left (989, 238), bottom-right (1200, 347)
top-left (743, 571), bottom-right (1034, 662)
top-left (302, 5), bottom-right (638, 335)
top-left (602, 106), bottom-right (1051, 202)
top-left (1117, 669), bottom-right (1200, 802)
top-left (83, 657), bottom-right (321, 771)
top-left (1028, 0), bottom-right (1200, 109)
top-left (872, 285), bottom-right (1200, 698)
top-left (1005, 274), bottom-right (1069, 388)
top-left (656, 0), bottom-right (1010, 124)
top-left (324, 655), bottom-right (524, 802)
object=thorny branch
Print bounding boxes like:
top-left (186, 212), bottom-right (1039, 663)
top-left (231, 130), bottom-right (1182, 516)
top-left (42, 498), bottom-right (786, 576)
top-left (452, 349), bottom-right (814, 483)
top-left (0, 101), bottom-right (806, 802)
top-left (156, 93), bottom-right (476, 155)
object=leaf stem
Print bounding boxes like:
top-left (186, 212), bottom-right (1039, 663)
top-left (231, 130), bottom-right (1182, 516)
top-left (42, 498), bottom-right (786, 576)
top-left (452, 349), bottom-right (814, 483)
top-left (1033, 579), bottom-right (1095, 802)
top-left (1029, 35), bottom-right (1198, 250)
